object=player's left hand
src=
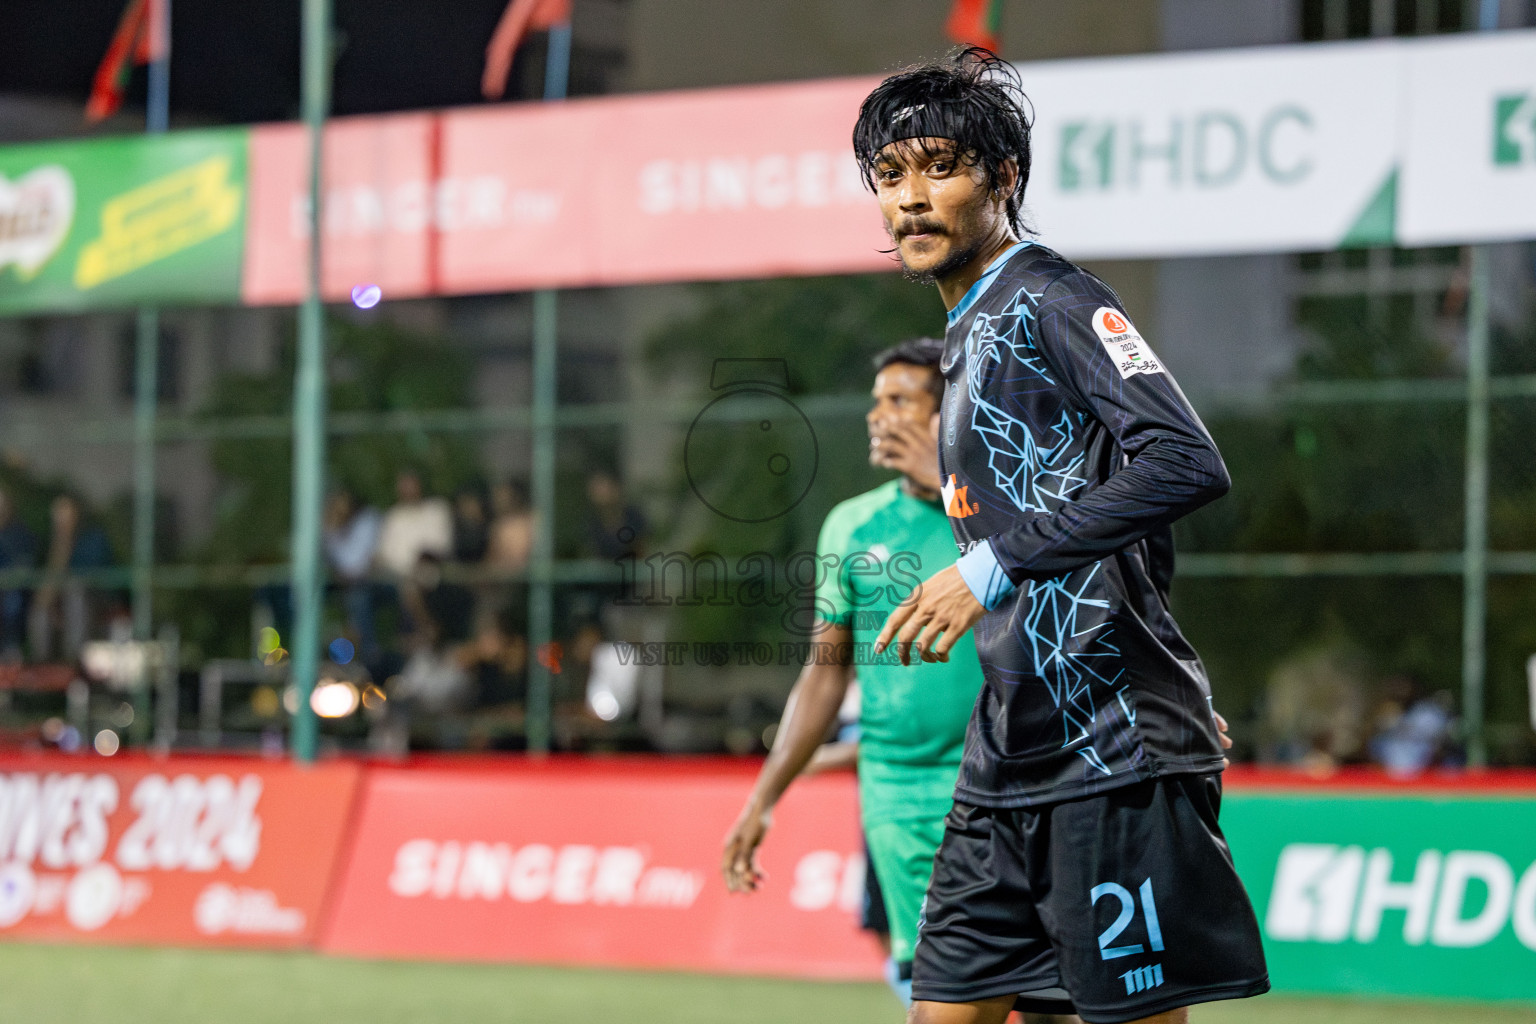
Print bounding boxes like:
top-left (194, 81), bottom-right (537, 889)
top-left (873, 564), bottom-right (986, 666)
top-left (1215, 710), bottom-right (1233, 768)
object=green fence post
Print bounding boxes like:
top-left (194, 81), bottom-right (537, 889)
top-left (1461, 244), bottom-right (1491, 768)
top-left (525, 21), bottom-right (573, 756)
top-left (290, 0), bottom-right (332, 764)
top-left (1460, 0), bottom-right (1501, 768)
top-left (130, 0), bottom-right (171, 747)
top-left (131, 307), bottom-right (158, 747)
top-left (527, 290), bottom-right (557, 755)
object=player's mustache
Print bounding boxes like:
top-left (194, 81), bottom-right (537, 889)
top-left (896, 217), bottom-right (945, 239)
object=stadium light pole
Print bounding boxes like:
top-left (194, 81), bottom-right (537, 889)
top-left (1459, 0), bottom-right (1500, 769)
top-left (130, 0), bottom-right (172, 748)
top-left (526, 21), bottom-right (573, 756)
top-left (289, 0), bottom-right (333, 764)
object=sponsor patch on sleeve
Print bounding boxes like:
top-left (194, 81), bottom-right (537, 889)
top-left (1092, 307), bottom-right (1164, 380)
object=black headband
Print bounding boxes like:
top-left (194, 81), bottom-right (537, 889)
top-left (868, 99), bottom-right (969, 155)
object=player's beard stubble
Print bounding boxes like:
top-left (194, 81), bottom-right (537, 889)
top-left (889, 200), bottom-right (991, 286)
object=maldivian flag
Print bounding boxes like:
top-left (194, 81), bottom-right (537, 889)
top-left (946, 0), bottom-right (1003, 53)
top-left (86, 0), bottom-right (169, 122)
top-left (481, 0), bottom-right (573, 100)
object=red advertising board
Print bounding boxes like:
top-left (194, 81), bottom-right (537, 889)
top-left (240, 78), bottom-right (893, 305)
top-left (321, 759), bottom-right (883, 979)
top-left (0, 753), bottom-right (360, 948)
top-left (242, 114), bottom-right (439, 305)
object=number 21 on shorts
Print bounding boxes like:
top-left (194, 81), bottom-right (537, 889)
top-left (1090, 878), bottom-right (1164, 960)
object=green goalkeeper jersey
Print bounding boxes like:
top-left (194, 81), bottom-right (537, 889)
top-left (814, 479), bottom-right (982, 827)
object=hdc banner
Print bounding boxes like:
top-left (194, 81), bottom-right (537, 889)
top-left (0, 129), bottom-right (247, 314)
top-left (1398, 31), bottom-right (1536, 246)
top-left (1022, 41), bottom-right (1403, 258)
top-left (1224, 777), bottom-right (1536, 1002)
top-left (0, 754), bottom-right (360, 948)
top-left (320, 761), bottom-right (883, 979)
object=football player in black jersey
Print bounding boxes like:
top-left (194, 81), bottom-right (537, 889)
top-left (860, 50), bottom-right (1269, 1024)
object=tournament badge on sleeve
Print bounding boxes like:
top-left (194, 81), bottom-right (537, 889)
top-left (1092, 308), bottom-right (1164, 380)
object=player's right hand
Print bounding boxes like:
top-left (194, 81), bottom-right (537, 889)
top-left (868, 414), bottom-right (942, 493)
top-left (721, 803), bottom-right (773, 893)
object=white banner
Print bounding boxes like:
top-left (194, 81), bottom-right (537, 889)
top-left (1398, 31), bottom-right (1536, 247)
top-left (1019, 41), bottom-right (1404, 259)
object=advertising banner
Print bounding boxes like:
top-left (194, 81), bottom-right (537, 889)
top-left (1224, 781), bottom-right (1536, 1002)
top-left (241, 79), bottom-right (892, 304)
top-left (1398, 30), bottom-right (1536, 246)
top-left (437, 78), bottom-right (894, 292)
top-left (1021, 41), bottom-right (1404, 258)
top-left (0, 129), bottom-right (247, 314)
top-left (0, 754), bottom-right (360, 948)
top-left (242, 114), bottom-right (438, 305)
top-left (238, 38), bottom-right (1421, 302)
top-left (321, 761), bottom-right (883, 979)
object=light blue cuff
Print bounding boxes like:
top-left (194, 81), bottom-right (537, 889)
top-left (955, 539), bottom-right (1016, 610)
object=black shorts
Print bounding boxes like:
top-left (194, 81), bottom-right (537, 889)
top-left (911, 774), bottom-right (1269, 1024)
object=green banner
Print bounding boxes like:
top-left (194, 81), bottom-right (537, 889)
top-left (0, 129), bottom-right (246, 314)
top-left (1225, 789), bottom-right (1536, 1003)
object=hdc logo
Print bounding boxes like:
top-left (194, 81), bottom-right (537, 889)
top-left (1058, 107), bottom-right (1314, 193)
top-left (1265, 844), bottom-right (1536, 949)
top-left (1493, 93), bottom-right (1536, 167)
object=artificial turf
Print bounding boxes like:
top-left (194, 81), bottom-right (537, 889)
top-left (0, 944), bottom-right (1531, 1024)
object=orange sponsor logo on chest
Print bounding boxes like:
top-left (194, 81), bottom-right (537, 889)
top-left (941, 474), bottom-right (980, 518)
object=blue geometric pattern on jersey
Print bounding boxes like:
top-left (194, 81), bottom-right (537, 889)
top-left (1012, 564), bottom-right (1124, 776)
top-left (963, 287), bottom-right (1089, 514)
top-left (940, 243), bottom-right (1229, 807)
top-left (963, 285), bottom-right (1118, 775)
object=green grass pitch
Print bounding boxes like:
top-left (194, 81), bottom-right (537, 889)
top-left (0, 944), bottom-right (1531, 1023)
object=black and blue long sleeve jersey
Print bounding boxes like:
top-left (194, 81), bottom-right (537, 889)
top-left (940, 241), bottom-right (1230, 809)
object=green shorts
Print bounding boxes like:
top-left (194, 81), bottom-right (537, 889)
top-left (865, 814), bottom-right (947, 963)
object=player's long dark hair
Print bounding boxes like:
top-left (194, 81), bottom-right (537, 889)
top-left (853, 47), bottom-right (1034, 236)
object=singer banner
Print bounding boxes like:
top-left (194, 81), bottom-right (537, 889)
top-left (320, 759), bottom-right (884, 979)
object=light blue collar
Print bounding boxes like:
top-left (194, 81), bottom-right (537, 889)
top-left (945, 241), bottom-right (1033, 327)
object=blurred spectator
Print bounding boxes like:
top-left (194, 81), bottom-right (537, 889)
top-left (1369, 676), bottom-right (1460, 777)
top-left (457, 608), bottom-right (530, 750)
top-left (460, 607), bottom-right (529, 708)
top-left (452, 484), bottom-right (490, 563)
top-left (583, 469), bottom-right (647, 561)
top-left (1261, 643), bottom-right (1370, 772)
top-left (0, 489), bottom-right (38, 659)
top-left (27, 495), bottom-right (112, 662)
top-left (323, 489), bottom-right (383, 660)
top-left (376, 470), bottom-right (452, 577)
top-left (376, 553), bottom-right (478, 752)
top-left (401, 553), bottom-right (475, 650)
top-left (486, 478), bottom-right (535, 574)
